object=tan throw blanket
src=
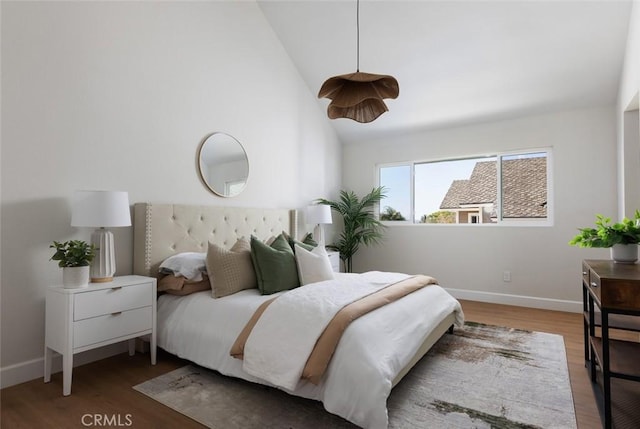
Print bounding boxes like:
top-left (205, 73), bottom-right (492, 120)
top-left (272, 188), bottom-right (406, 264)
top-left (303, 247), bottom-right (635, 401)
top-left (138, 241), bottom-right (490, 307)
top-left (230, 274), bottom-right (437, 386)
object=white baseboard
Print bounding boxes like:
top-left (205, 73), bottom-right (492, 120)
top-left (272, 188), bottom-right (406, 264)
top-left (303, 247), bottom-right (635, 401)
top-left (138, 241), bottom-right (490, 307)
top-left (1, 342), bottom-right (128, 390)
top-left (444, 288), bottom-right (582, 313)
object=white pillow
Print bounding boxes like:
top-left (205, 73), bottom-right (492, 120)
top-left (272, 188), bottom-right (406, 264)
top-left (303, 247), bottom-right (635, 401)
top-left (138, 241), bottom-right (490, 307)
top-left (294, 244), bottom-right (335, 286)
top-left (159, 252), bottom-right (207, 281)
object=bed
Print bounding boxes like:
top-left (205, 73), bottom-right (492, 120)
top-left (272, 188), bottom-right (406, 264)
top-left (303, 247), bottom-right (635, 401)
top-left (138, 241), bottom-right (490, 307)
top-left (133, 203), bottom-right (463, 429)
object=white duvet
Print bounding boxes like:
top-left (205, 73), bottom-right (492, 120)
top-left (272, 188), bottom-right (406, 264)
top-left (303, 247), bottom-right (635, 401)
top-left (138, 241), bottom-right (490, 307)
top-left (243, 271), bottom-right (418, 390)
top-left (157, 272), bottom-right (464, 429)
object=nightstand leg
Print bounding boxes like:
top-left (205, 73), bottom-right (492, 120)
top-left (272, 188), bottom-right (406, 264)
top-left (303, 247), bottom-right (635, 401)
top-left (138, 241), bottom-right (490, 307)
top-left (150, 333), bottom-right (156, 365)
top-left (128, 339), bottom-right (135, 356)
top-left (44, 347), bottom-right (52, 383)
top-left (62, 353), bottom-right (73, 396)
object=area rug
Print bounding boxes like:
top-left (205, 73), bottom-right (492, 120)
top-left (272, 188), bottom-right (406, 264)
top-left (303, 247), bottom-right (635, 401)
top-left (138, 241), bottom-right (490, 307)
top-left (134, 322), bottom-right (577, 428)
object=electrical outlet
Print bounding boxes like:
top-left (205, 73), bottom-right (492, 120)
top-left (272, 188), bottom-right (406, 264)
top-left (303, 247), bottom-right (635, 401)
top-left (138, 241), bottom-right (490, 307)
top-left (503, 271), bottom-right (511, 282)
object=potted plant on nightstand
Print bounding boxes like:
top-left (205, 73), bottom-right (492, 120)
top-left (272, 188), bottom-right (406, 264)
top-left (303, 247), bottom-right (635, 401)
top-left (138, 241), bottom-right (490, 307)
top-left (50, 240), bottom-right (96, 288)
top-left (569, 210), bottom-right (640, 264)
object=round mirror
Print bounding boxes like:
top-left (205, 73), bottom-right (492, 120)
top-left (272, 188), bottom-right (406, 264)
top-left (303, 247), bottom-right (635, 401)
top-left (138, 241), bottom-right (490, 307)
top-left (197, 133), bottom-right (249, 197)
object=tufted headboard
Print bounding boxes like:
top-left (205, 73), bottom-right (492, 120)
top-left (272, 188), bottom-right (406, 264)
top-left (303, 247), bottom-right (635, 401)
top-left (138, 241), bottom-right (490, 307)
top-left (133, 203), bottom-right (298, 278)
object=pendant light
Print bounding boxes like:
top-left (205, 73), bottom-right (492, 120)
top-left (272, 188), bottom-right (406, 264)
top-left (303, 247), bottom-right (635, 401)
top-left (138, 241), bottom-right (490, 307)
top-left (318, 0), bottom-right (399, 123)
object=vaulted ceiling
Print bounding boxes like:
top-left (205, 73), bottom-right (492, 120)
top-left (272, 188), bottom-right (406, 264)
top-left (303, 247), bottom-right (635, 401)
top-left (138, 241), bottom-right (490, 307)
top-left (258, 0), bottom-right (632, 144)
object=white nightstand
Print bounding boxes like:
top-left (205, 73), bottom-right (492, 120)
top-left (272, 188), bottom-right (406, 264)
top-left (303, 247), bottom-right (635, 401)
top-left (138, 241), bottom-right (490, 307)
top-left (44, 275), bottom-right (157, 396)
top-left (326, 250), bottom-right (341, 272)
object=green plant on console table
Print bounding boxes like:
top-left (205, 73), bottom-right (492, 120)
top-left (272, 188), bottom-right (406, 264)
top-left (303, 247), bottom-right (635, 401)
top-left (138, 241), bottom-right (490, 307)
top-left (569, 210), bottom-right (640, 248)
top-left (50, 240), bottom-right (96, 267)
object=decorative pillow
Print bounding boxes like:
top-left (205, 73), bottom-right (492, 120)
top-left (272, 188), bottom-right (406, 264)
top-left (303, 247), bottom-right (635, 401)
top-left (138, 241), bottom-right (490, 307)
top-left (159, 252), bottom-right (207, 281)
top-left (300, 232), bottom-right (318, 247)
top-left (281, 231), bottom-right (317, 253)
top-left (250, 234), bottom-right (300, 294)
top-left (158, 274), bottom-right (211, 296)
top-left (206, 238), bottom-right (257, 298)
top-left (294, 244), bottom-right (335, 286)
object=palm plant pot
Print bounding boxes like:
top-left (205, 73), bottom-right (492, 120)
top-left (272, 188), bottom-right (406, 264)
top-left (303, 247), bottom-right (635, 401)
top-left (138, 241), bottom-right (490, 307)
top-left (610, 244), bottom-right (639, 264)
top-left (63, 266), bottom-right (90, 289)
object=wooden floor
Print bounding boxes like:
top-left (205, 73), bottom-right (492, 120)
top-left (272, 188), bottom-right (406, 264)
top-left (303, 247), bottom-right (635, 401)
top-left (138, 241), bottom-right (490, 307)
top-left (1, 300), bottom-right (622, 428)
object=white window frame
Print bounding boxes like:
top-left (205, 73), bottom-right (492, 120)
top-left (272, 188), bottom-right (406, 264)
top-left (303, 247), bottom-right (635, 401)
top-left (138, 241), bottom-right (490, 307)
top-left (377, 148), bottom-right (553, 227)
top-left (375, 162), bottom-right (414, 225)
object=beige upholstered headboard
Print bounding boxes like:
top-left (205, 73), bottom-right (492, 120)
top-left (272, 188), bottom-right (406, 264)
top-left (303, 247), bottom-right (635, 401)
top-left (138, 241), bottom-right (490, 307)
top-left (133, 203), bottom-right (298, 277)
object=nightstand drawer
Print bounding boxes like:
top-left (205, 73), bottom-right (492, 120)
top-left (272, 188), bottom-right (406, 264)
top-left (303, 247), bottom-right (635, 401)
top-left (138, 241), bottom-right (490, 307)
top-left (74, 306), bottom-right (152, 349)
top-left (74, 283), bottom-right (153, 321)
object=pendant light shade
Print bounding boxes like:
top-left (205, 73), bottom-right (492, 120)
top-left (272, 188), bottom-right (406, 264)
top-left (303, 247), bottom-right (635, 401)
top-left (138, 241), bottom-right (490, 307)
top-left (318, 0), bottom-right (399, 123)
top-left (318, 71), bottom-right (399, 123)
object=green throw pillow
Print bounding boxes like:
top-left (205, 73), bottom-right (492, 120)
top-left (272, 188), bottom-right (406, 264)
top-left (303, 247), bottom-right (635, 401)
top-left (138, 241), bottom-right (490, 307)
top-left (250, 234), bottom-right (300, 294)
top-left (281, 231), bottom-right (317, 252)
top-left (301, 232), bottom-right (318, 247)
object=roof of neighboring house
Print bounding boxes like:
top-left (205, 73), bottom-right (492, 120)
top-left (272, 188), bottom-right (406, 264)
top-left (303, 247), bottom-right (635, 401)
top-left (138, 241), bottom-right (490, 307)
top-left (439, 157), bottom-right (547, 218)
top-left (466, 161), bottom-right (497, 205)
top-left (440, 179), bottom-right (471, 209)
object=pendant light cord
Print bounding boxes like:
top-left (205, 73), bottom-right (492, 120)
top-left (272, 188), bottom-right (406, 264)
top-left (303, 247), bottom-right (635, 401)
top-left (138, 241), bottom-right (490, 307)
top-left (356, 0), bottom-right (360, 72)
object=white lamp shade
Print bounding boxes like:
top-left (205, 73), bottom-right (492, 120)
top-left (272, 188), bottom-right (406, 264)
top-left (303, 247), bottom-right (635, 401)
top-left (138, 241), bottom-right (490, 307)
top-left (306, 204), bottom-right (332, 225)
top-left (71, 191), bottom-right (131, 227)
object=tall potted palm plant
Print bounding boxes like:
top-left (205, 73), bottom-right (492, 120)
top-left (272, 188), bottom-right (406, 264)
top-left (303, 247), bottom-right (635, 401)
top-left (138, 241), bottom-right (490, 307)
top-left (316, 187), bottom-right (386, 273)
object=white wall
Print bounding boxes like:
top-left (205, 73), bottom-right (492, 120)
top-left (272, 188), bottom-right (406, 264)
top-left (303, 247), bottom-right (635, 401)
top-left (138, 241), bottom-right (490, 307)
top-left (0, 1), bottom-right (341, 386)
top-left (617, 0), bottom-right (640, 219)
top-left (343, 107), bottom-right (617, 310)
top-left (618, 0), bottom-right (640, 113)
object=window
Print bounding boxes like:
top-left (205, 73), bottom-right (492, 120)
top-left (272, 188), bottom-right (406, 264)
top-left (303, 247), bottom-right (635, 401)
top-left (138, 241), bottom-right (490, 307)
top-left (378, 150), bottom-right (551, 225)
top-left (378, 164), bottom-right (412, 222)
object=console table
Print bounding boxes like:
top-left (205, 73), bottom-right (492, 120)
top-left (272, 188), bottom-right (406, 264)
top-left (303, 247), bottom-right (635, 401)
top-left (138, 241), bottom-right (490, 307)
top-left (582, 259), bottom-right (640, 428)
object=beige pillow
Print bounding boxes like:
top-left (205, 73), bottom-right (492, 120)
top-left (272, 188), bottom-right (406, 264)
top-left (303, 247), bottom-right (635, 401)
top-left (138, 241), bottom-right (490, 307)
top-left (206, 238), bottom-right (257, 298)
top-left (158, 273), bottom-right (211, 295)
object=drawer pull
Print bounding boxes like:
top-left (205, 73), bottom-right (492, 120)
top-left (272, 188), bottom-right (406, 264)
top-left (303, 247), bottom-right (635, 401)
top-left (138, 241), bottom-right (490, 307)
top-left (582, 271), bottom-right (587, 275)
top-left (111, 287), bottom-right (122, 291)
top-left (111, 311), bottom-right (122, 316)
top-left (591, 282), bottom-right (598, 287)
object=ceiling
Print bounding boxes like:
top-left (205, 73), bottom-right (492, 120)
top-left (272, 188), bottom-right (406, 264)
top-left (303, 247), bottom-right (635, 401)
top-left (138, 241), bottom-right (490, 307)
top-left (257, 0), bottom-right (632, 144)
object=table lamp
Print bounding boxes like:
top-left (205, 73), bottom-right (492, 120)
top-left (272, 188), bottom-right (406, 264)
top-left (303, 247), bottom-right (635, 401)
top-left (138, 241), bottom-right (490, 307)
top-left (305, 204), bottom-right (332, 244)
top-left (71, 190), bottom-right (131, 283)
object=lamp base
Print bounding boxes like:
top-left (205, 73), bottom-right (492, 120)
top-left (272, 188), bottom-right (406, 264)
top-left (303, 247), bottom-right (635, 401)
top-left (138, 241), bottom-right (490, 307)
top-left (91, 228), bottom-right (116, 281)
top-left (91, 276), bottom-right (114, 283)
top-left (314, 225), bottom-right (325, 246)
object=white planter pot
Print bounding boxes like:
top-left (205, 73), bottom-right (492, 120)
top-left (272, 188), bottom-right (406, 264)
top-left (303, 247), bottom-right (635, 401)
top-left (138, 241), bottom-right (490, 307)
top-left (610, 244), bottom-right (639, 264)
top-left (63, 266), bottom-right (90, 289)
